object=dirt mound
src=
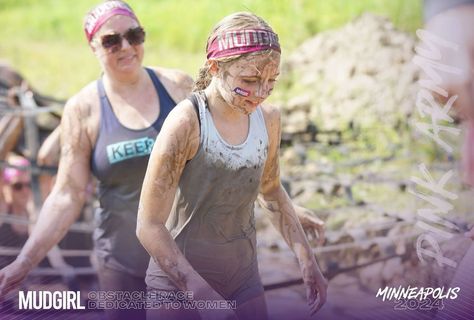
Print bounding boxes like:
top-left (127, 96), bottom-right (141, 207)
top-left (280, 13), bottom-right (419, 134)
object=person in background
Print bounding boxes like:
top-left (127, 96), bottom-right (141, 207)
top-left (0, 155), bottom-right (31, 269)
top-left (0, 1), bottom-right (192, 319)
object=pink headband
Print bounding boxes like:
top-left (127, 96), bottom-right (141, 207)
top-left (84, 1), bottom-right (138, 42)
top-left (3, 158), bottom-right (30, 184)
top-left (207, 28), bottom-right (281, 59)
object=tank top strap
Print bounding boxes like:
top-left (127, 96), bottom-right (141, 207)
top-left (97, 76), bottom-right (105, 98)
top-left (145, 68), bottom-right (168, 99)
top-left (96, 77), bottom-right (119, 131)
top-left (251, 106), bottom-right (268, 140)
top-left (193, 91), bottom-right (210, 145)
top-left (145, 67), bottom-right (177, 130)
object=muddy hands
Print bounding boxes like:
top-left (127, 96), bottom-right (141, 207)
top-left (0, 257), bottom-right (32, 298)
top-left (304, 264), bottom-right (328, 316)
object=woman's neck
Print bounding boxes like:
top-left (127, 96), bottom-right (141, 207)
top-left (103, 67), bottom-right (145, 92)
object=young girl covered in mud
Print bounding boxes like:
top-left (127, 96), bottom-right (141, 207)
top-left (137, 12), bottom-right (327, 320)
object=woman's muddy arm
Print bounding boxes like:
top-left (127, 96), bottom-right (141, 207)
top-left (0, 97), bottom-right (92, 296)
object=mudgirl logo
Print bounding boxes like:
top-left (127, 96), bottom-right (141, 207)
top-left (18, 291), bottom-right (85, 310)
top-left (207, 28), bottom-right (280, 59)
top-left (217, 29), bottom-right (279, 51)
top-left (376, 286), bottom-right (460, 310)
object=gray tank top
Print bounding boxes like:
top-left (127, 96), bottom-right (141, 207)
top-left (91, 68), bottom-right (176, 277)
top-left (146, 92), bottom-right (269, 301)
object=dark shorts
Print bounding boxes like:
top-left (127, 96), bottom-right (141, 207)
top-left (96, 258), bottom-right (146, 320)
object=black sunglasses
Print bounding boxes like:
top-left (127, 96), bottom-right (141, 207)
top-left (100, 26), bottom-right (146, 53)
top-left (11, 182), bottom-right (31, 191)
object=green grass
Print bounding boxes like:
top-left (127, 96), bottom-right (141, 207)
top-left (0, 0), bottom-right (422, 99)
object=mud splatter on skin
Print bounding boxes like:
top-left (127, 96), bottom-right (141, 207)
top-left (138, 223), bottom-right (191, 291)
top-left (258, 105), bottom-right (300, 246)
top-left (260, 106), bottom-right (281, 192)
top-left (56, 100), bottom-right (93, 210)
top-left (151, 151), bottom-right (186, 196)
top-left (258, 189), bottom-right (326, 312)
top-left (137, 105), bottom-right (201, 293)
top-left (149, 115), bottom-right (199, 197)
top-left (256, 102), bottom-right (327, 312)
top-left (159, 248), bottom-right (189, 290)
top-left (215, 51), bottom-right (280, 115)
top-left (15, 98), bottom-right (95, 269)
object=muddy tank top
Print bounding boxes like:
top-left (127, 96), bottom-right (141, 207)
top-left (146, 92), bottom-right (269, 302)
top-left (91, 67), bottom-right (175, 277)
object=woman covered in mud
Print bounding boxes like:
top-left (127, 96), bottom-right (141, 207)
top-left (137, 12), bottom-right (328, 320)
top-left (0, 1), bottom-right (192, 319)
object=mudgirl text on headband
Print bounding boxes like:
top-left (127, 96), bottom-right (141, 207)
top-left (206, 29), bottom-right (281, 59)
top-left (84, 1), bottom-right (139, 42)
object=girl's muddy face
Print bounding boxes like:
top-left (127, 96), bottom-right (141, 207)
top-left (216, 51), bottom-right (281, 115)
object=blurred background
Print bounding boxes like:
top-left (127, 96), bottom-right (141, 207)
top-left (0, 0), bottom-right (421, 98)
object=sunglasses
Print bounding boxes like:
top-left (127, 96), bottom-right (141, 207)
top-left (100, 26), bottom-right (146, 53)
top-left (11, 182), bottom-right (31, 191)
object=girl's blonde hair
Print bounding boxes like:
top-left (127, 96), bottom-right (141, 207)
top-left (193, 12), bottom-right (278, 91)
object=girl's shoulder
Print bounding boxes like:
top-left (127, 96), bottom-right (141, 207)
top-left (260, 103), bottom-right (281, 126)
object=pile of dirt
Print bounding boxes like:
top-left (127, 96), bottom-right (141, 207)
top-left (279, 13), bottom-right (419, 135)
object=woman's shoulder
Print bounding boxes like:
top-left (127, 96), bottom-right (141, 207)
top-left (69, 81), bottom-right (98, 107)
top-left (147, 66), bottom-right (193, 103)
top-left (61, 81), bottom-right (100, 135)
top-left (56, 81), bottom-right (100, 152)
top-left (149, 66), bottom-right (193, 84)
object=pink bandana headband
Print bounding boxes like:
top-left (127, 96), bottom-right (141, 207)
top-left (3, 158), bottom-right (30, 184)
top-left (207, 28), bottom-right (281, 59)
top-left (84, 1), bottom-right (138, 42)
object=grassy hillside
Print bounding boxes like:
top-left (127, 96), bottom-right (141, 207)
top-left (0, 0), bottom-right (422, 99)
